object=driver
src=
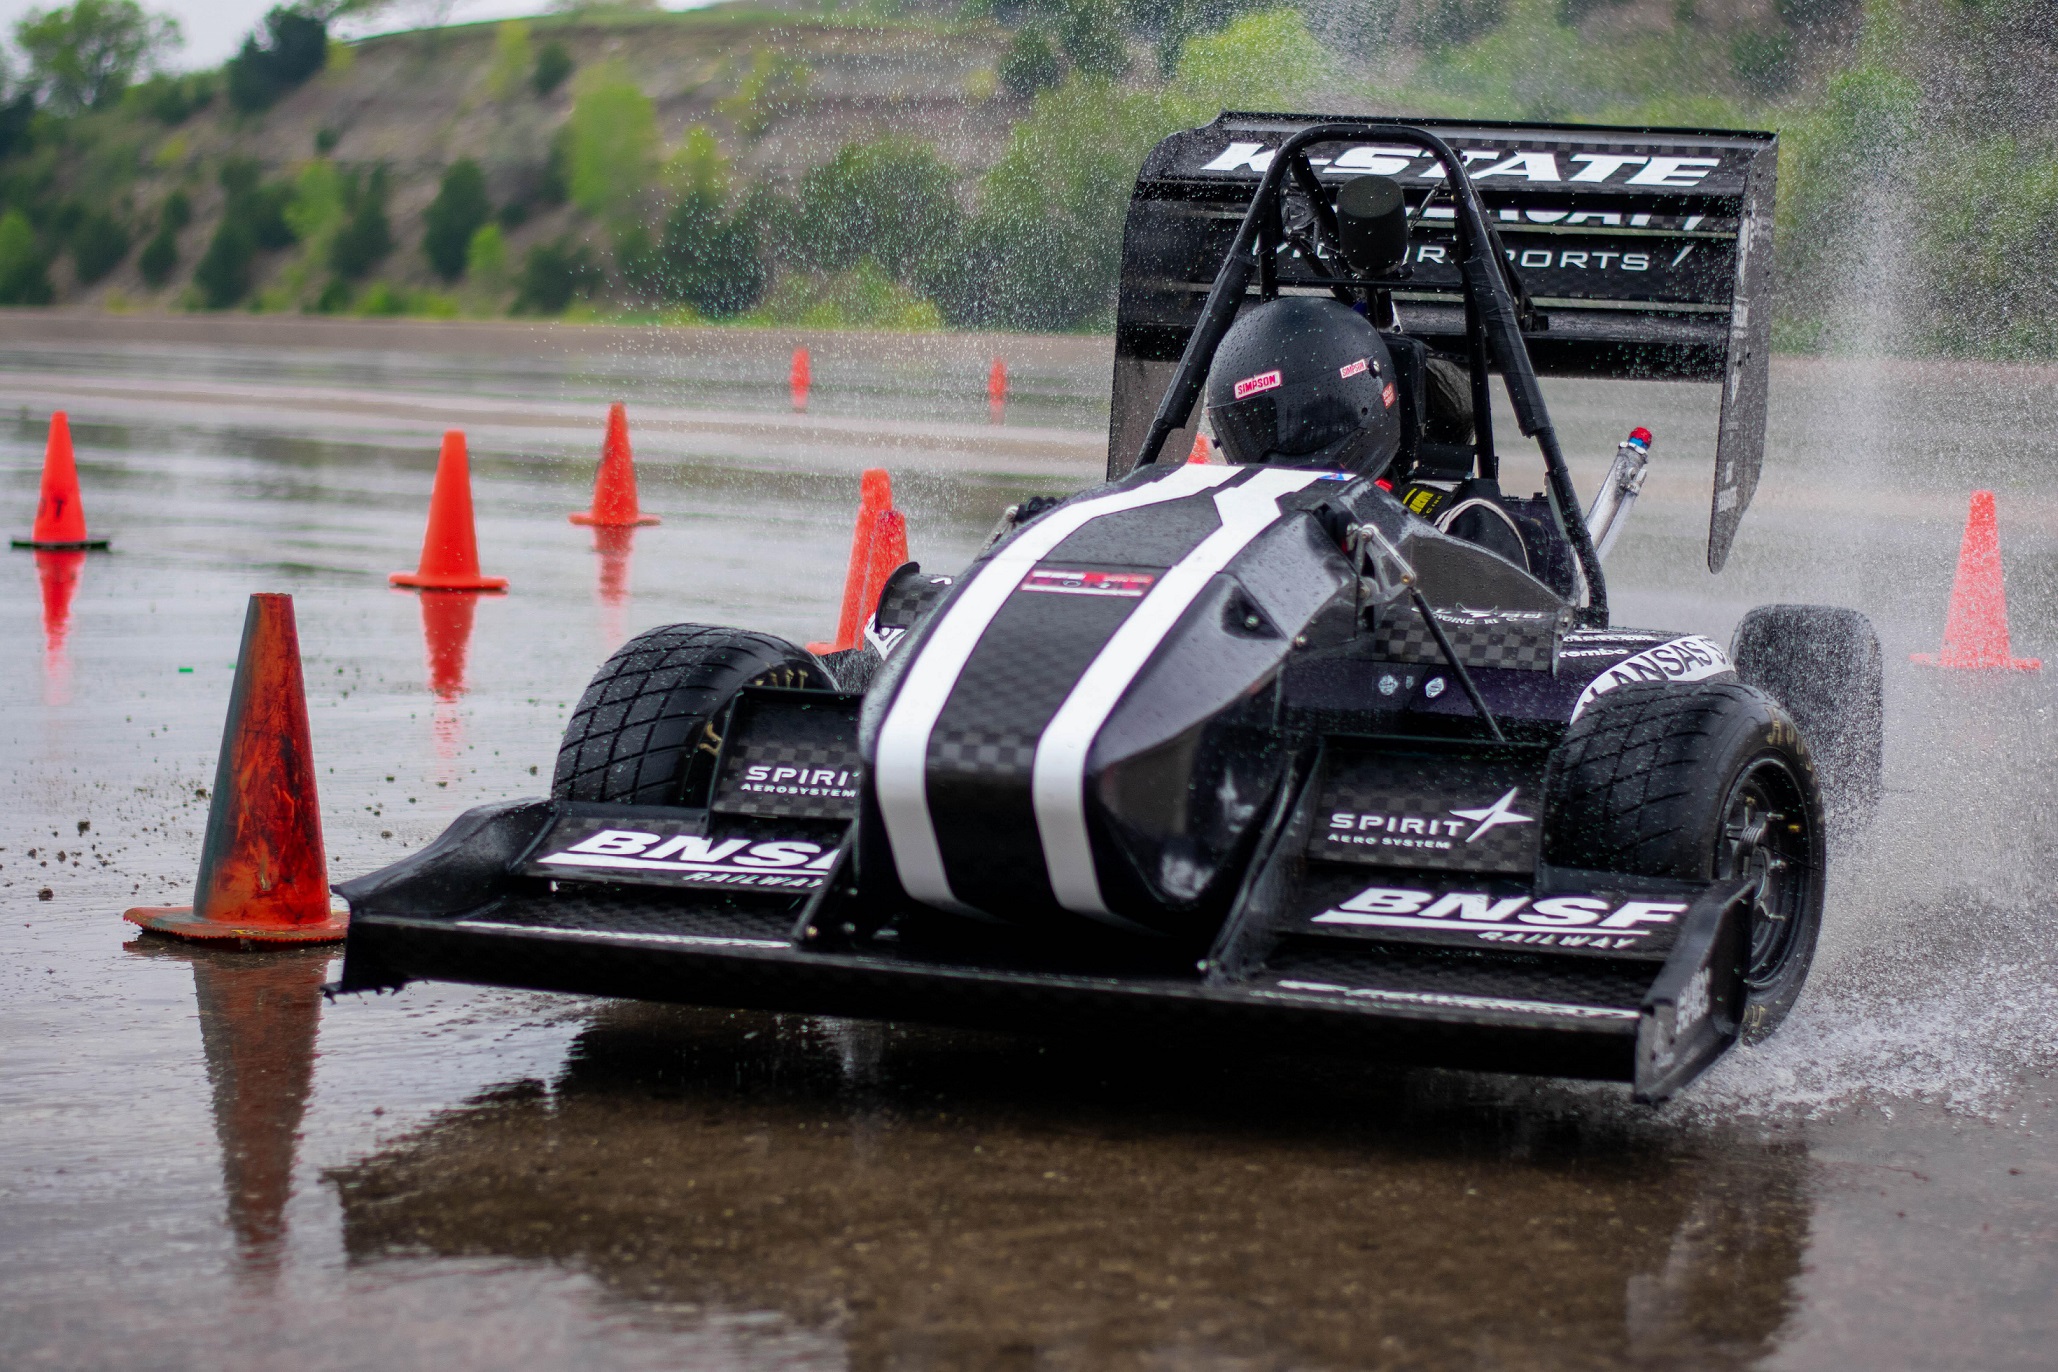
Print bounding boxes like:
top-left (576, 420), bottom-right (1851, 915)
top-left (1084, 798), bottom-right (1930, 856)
top-left (1202, 295), bottom-right (1530, 570)
top-left (1202, 295), bottom-right (1402, 475)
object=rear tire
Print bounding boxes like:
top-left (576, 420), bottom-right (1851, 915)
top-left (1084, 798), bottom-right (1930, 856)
top-left (1544, 681), bottom-right (1826, 1042)
top-left (552, 624), bottom-right (831, 807)
top-left (1729, 604), bottom-right (1883, 835)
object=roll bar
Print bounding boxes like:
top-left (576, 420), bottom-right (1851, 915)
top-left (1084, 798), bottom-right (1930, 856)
top-left (1129, 122), bottom-right (1609, 628)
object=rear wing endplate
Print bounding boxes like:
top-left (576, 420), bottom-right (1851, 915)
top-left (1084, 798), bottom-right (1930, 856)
top-left (1109, 113), bottom-right (1776, 572)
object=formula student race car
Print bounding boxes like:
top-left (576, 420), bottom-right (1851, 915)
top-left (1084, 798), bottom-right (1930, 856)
top-left (336, 115), bottom-right (1884, 1102)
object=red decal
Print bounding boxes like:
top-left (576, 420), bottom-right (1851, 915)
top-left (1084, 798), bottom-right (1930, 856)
top-left (1021, 568), bottom-right (1157, 599)
top-left (1339, 358), bottom-right (1369, 379)
top-left (1381, 382), bottom-right (1397, 408)
top-left (1233, 369), bottom-right (1282, 400)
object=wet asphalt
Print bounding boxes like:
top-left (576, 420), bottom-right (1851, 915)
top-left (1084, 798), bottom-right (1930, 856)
top-left (1, 319), bottom-right (2055, 1369)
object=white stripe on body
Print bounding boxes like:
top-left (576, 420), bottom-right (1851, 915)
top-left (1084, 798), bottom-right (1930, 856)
top-left (875, 463), bottom-right (1239, 913)
top-left (1033, 467), bottom-right (1326, 918)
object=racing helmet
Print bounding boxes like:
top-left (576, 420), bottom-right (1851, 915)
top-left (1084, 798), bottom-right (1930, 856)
top-left (1203, 296), bottom-right (1401, 474)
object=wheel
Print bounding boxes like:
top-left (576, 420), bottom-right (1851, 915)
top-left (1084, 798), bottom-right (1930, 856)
top-left (552, 624), bottom-right (832, 807)
top-left (1729, 604), bottom-right (1883, 835)
top-left (1543, 680), bottom-right (1826, 1042)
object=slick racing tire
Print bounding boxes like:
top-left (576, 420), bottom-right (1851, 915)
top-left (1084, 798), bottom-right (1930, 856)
top-left (1729, 604), bottom-right (1883, 836)
top-left (1543, 680), bottom-right (1826, 1043)
top-left (552, 624), bottom-right (832, 807)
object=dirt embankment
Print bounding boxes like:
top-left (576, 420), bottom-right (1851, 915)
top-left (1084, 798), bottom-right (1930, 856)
top-left (63, 11), bottom-right (1025, 310)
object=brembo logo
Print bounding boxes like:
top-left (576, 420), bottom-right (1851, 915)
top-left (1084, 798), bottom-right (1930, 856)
top-left (1326, 788), bottom-right (1533, 852)
top-left (1201, 143), bottom-right (1722, 188)
top-left (1315, 885), bottom-right (1689, 949)
top-left (537, 829), bottom-right (837, 889)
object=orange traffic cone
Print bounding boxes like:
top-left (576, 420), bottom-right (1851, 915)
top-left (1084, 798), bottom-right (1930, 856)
top-left (420, 588), bottom-right (478, 701)
top-left (807, 469), bottom-right (909, 655)
top-left (570, 402), bottom-right (659, 527)
top-left (1186, 431), bottom-right (1213, 464)
top-left (1911, 491), bottom-right (2041, 671)
top-left (125, 594), bottom-right (346, 945)
top-left (988, 357), bottom-right (1008, 405)
top-left (12, 411), bottom-right (110, 550)
top-left (390, 430), bottom-right (508, 592)
top-left (791, 346), bottom-right (811, 412)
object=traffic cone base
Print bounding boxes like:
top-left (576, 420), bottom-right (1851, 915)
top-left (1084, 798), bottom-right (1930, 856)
top-left (14, 411), bottom-right (110, 550)
top-left (569, 402), bottom-right (660, 527)
top-left (124, 593), bottom-right (344, 947)
top-left (124, 903), bottom-right (348, 944)
top-left (1910, 490), bottom-right (2041, 671)
top-left (392, 430), bottom-right (508, 591)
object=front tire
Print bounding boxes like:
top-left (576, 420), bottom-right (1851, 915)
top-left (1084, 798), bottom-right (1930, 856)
top-left (552, 624), bottom-right (831, 807)
top-left (1544, 681), bottom-right (1826, 1042)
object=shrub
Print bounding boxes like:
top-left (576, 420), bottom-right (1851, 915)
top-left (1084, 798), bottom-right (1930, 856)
top-left (532, 38), bottom-right (573, 97)
top-left (565, 73), bottom-right (656, 223)
top-left (717, 48), bottom-right (810, 139)
top-left (313, 126), bottom-right (339, 154)
top-left (70, 209), bottom-right (129, 284)
top-left (1000, 26), bottom-right (1063, 97)
top-left (193, 219), bottom-right (255, 308)
top-left (486, 20), bottom-right (532, 101)
top-left (219, 159), bottom-right (296, 250)
top-left (464, 222), bottom-right (508, 285)
top-left (138, 219), bottom-right (177, 286)
top-left (124, 71), bottom-right (215, 125)
top-left (1060, 0), bottom-right (1130, 77)
top-left (423, 158), bottom-right (490, 281)
top-left (653, 193), bottom-right (767, 317)
top-left (160, 188), bottom-right (190, 230)
top-left (514, 235), bottom-right (599, 314)
top-left (226, 7), bottom-right (328, 113)
top-left (791, 138), bottom-right (961, 290)
top-left (328, 168), bottom-right (392, 280)
top-left (0, 211), bottom-right (54, 305)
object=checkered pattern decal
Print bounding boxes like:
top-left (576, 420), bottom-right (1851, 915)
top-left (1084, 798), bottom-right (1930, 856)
top-left (1310, 750), bottom-right (1547, 874)
top-left (712, 693), bottom-right (862, 819)
top-left (1371, 605), bottom-right (1564, 671)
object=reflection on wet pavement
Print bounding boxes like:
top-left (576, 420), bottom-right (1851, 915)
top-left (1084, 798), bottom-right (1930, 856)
top-left (334, 1005), bottom-right (1812, 1370)
top-left (3, 326), bottom-right (2057, 1369)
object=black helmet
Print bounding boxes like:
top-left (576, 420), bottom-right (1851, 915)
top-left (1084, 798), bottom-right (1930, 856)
top-left (1204, 296), bottom-right (1401, 474)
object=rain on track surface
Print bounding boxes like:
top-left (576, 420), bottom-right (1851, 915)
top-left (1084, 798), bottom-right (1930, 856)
top-left (1, 318), bottom-right (2054, 1369)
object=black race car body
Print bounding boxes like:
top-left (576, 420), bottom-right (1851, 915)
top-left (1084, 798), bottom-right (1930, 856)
top-left (337, 116), bottom-right (1867, 1102)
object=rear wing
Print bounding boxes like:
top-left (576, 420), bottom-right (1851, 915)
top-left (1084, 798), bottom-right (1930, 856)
top-left (1108, 113), bottom-right (1777, 572)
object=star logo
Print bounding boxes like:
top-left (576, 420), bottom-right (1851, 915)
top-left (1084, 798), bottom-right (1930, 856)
top-left (1449, 788), bottom-right (1534, 844)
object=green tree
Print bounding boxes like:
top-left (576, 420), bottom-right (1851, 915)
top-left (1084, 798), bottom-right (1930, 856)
top-left (422, 158), bottom-right (490, 281)
top-left (716, 48), bottom-right (810, 139)
top-left (792, 138), bottom-right (961, 289)
top-left (138, 188), bottom-right (186, 287)
top-left (69, 209), bottom-right (128, 284)
top-left (193, 219), bottom-right (255, 308)
top-left (0, 211), bottom-right (54, 304)
top-left (532, 38), bottom-right (573, 96)
top-left (651, 194), bottom-right (766, 317)
top-left (565, 72), bottom-right (657, 224)
top-left (464, 221), bottom-right (508, 295)
top-left (15, 0), bottom-right (182, 113)
top-left (329, 166), bottom-right (392, 279)
top-left (485, 19), bottom-right (532, 101)
top-left (514, 235), bottom-right (599, 314)
top-left (999, 25), bottom-right (1062, 97)
top-left (225, 6), bottom-right (328, 113)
